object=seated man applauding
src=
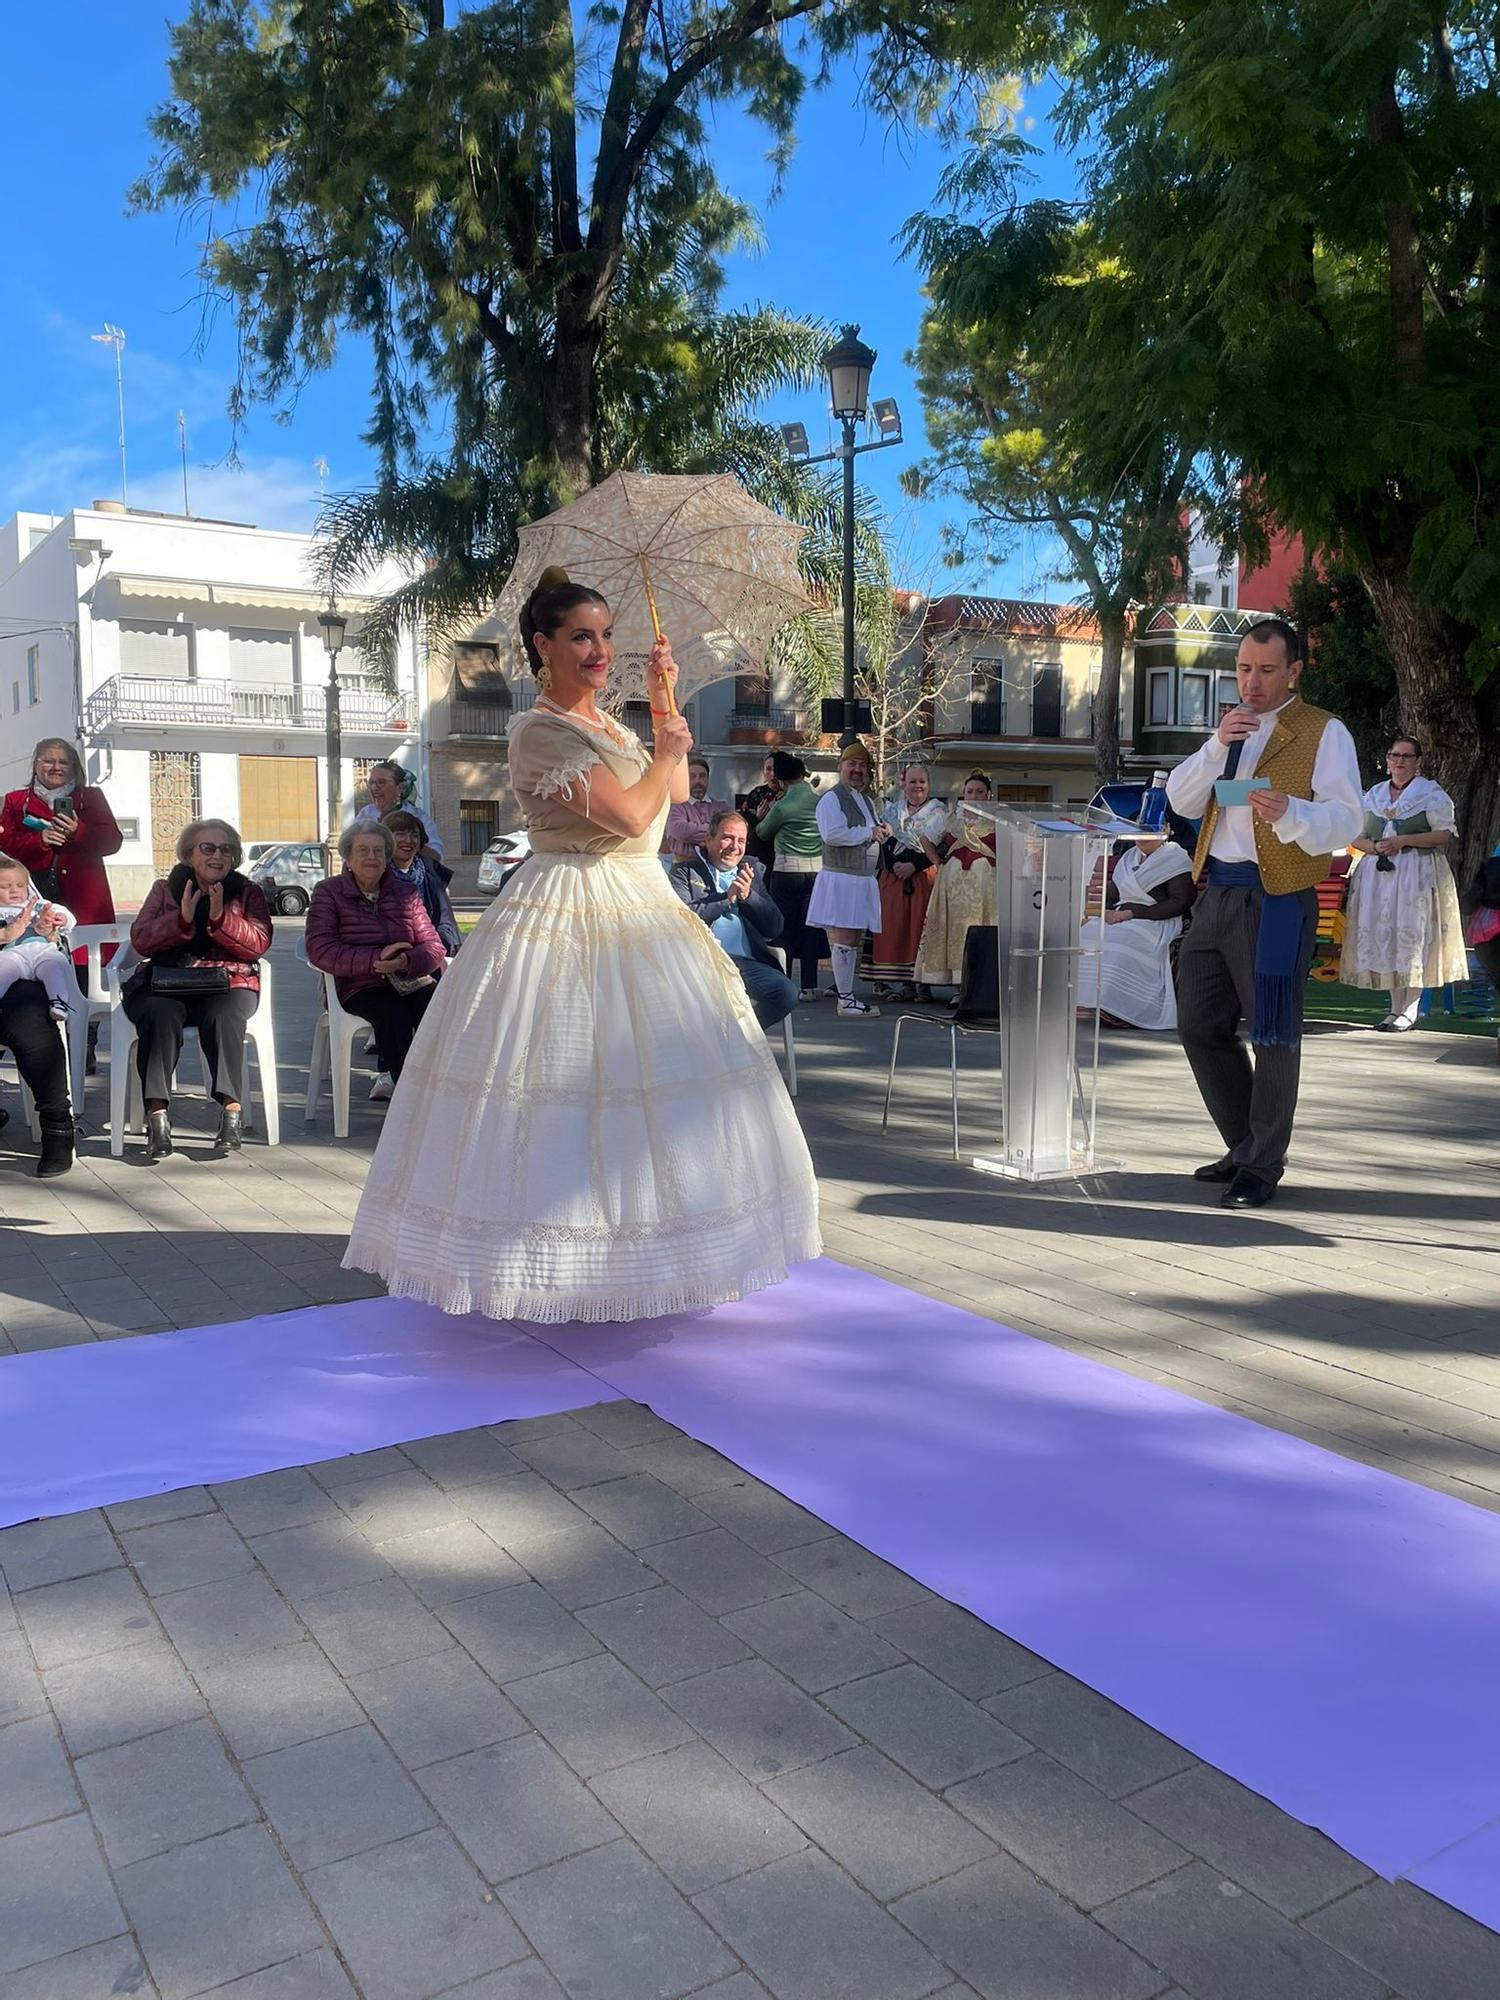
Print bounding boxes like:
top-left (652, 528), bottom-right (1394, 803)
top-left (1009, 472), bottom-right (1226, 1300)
top-left (670, 810), bottom-right (796, 1031)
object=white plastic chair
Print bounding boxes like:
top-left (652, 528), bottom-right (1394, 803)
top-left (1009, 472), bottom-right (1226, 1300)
top-left (769, 945), bottom-right (797, 1097)
top-left (106, 955), bottom-right (280, 1156)
top-left (299, 935), bottom-right (361, 1139)
top-left (67, 922), bottom-right (137, 1106)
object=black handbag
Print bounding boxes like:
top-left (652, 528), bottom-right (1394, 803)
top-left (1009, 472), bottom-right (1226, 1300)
top-left (148, 963), bottom-right (232, 998)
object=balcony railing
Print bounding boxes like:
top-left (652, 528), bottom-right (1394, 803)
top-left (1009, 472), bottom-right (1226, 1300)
top-left (447, 683), bottom-right (538, 736)
top-left (964, 699), bottom-right (1080, 741)
top-left (729, 706), bottom-right (807, 735)
top-left (85, 674), bottom-right (408, 734)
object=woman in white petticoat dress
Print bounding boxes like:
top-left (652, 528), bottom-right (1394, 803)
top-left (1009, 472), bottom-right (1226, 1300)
top-left (344, 567), bottom-right (822, 1323)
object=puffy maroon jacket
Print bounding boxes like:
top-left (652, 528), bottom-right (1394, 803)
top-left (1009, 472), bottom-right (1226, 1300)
top-left (129, 867), bottom-right (272, 994)
top-left (305, 867), bottom-right (446, 1002)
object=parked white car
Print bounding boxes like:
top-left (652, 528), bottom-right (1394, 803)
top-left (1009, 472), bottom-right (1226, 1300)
top-left (477, 830), bottom-right (532, 896)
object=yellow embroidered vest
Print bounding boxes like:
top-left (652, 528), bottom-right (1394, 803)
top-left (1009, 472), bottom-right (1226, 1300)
top-left (1190, 699), bottom-right (1334, 894)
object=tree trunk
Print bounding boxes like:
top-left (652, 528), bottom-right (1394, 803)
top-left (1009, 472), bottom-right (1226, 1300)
top-left (1360, 568), bottom-right (1500, 882)
top-left (1094, 609), bottom-right (1126, 787)
top-left (545, 318), bottom-right (596, 502)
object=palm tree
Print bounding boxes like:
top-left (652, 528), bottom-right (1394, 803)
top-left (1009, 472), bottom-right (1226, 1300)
top-left (319, 301), bottom-right (893, 707)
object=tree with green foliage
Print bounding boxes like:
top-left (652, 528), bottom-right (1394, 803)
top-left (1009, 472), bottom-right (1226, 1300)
top-left (929, 0), bottom-right (1500, 872)
top-left (900, 208), bottom-right (1207, 781)
top-left (1286, 562), bottom-right (1400, 778)
top-left (133, 0), bottom-right (997, 667)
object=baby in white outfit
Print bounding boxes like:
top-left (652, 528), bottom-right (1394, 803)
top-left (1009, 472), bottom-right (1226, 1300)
top-left (0, 858), bottom-right (77, 1020)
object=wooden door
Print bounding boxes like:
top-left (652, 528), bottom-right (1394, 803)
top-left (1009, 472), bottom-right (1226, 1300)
top-left (237, 755), bottom-right (318, 843)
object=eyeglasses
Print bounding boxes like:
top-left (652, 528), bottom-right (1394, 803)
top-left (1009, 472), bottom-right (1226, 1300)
top-left (195, 842), bottom-right (233, 857)
top-left (1388, 752), bottom-right (1418, 761)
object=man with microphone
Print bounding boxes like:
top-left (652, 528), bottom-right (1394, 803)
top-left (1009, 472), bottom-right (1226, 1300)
top-left (1166, 619), bottom-right (1363, 1207)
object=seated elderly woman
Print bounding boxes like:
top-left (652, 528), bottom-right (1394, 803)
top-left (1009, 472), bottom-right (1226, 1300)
top-left (306, 822), bottom-right (446, 1101)
top-left (125, 819), bottom-right (273, 1161)
top-left (383, 809), bottom-right (461, 956)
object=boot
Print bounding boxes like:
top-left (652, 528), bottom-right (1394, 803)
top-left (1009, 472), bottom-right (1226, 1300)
top-left (145, 1109), bottom-right (173, 1164)
top-left (211, 1106), bottom-right (244, 1157)
top-left (36, 1114), bottom-right (75, 1180)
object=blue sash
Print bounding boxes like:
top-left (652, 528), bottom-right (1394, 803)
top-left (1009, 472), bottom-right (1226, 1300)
top-left (1204, 859), bottom-right (1308, 1049)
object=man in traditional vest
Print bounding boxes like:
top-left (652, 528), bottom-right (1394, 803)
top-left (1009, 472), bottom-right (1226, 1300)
top-left (1166, 619), bottom-right (1363, 1207)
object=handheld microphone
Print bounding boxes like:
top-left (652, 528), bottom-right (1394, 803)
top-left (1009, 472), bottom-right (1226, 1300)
top-left (1224, 735), bottom-right (1244, 781)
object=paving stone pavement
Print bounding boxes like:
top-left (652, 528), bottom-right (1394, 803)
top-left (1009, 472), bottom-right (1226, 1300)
top-left (1, 921), bottom-right (1498, 1997)
top-left (5, 1403), bottom-right (1500, 2000)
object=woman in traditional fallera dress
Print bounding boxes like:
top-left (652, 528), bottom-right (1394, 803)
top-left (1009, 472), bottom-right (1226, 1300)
top-left (865, 764), bottom-right (949, 1002)
top-left (1340, 735), bottom-right (1468, 1030)
top-left (914, 771), bottom-right (997, 990)
top-left (344, 569), bottom-right (821, 1323)
top-left (1075, 834), bottom-right (1196, 1031)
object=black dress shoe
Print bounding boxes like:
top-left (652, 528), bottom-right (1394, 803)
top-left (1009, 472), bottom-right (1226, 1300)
top-left (145, 1110), bottom-right (173, 1164)
top-left (211, 1107), bottom-right (244, 1157)
top-left (1193, 1156), bottom-right (1239, 1183)
top-left (1222, 1170), bottom-right (1276, 1208)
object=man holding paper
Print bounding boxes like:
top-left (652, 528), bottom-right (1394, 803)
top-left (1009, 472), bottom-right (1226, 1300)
top-left (1165, 619), bottom-right (1362, 1208)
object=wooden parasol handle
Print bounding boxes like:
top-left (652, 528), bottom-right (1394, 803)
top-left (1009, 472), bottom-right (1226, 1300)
top-left (640, 554), bottom-right (678, 717)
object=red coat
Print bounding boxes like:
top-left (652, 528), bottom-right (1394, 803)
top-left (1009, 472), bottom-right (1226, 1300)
top-left (306, 868), bottom-right (446, 1002)
top-left (129, 868), bottom-right (272, 994)
top-left (0, 785), bottom-right (122, 963)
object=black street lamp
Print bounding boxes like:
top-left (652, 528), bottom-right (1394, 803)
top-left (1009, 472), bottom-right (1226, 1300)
top-left (317, 603), bottom-right (348, 874)
top-left (781, 325), bottom-right (903, 746)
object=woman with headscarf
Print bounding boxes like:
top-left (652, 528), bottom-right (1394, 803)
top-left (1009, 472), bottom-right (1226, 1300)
top-left (1340, 735), bottom-right (1468, 1031)
top-left (354, 759), bottom-right (445, 865)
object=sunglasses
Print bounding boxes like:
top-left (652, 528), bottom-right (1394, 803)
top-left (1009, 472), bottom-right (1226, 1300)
top-left (195, 842), bottom-right (234, 857)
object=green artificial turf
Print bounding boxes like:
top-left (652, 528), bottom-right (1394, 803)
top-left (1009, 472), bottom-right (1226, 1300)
top-left (1304, 978), bottom-right (1496, 1036)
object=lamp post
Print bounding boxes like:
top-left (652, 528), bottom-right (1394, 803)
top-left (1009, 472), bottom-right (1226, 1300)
top-left (780, 325), bottom-right (903, 746)
top-left (317, 604), bottom-right (348, 875)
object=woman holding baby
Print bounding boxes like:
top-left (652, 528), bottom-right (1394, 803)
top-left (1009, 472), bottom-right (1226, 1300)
top-left (0, 858), bottom-right (75, 1178)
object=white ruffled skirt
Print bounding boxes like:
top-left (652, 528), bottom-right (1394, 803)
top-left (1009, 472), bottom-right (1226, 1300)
top-left (1339, 849), bottom-right (1469, 990)
top-left (344, 851), bottom-right (822, 1323)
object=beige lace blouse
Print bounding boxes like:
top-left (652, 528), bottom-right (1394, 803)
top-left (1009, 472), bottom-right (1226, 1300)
top-left (507, 705), bottom-right (657, 857)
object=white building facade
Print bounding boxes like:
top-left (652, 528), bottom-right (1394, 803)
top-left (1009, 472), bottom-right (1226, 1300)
top-left (0, 504), bottom-right (424, 902)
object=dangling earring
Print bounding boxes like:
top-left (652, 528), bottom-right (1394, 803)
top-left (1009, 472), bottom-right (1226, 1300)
top-left (536, 651), bottom-right (553, 693)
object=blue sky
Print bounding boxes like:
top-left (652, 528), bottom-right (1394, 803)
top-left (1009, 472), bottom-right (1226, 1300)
top-left (0, 7), bottom-right (1067, 598)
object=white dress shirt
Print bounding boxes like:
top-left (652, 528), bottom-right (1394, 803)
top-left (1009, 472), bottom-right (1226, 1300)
top-left (1165, 697), bottom-right (1364, 864)
top-left (815, 788), bottom-right (880, 846)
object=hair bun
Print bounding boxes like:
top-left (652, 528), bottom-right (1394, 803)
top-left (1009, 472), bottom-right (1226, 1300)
top-left (535, 565), bottom-right (571, 593)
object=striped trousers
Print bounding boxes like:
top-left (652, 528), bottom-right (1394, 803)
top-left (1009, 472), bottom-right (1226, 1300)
top-left (1176, 883), bottom-right (1318, 1185)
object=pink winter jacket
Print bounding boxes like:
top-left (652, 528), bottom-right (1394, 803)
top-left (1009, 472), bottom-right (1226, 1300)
top-left (305, 867), bottom-right (446, 1002)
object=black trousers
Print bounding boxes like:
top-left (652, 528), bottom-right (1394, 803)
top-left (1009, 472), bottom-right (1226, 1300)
top-left (1176, 883), bottom-right (1318, 1185)
top-left (0, 982), bottom-right (70, 1122)
top-left (342, 983), bottom-right (436, 1081)
top-left (769, 870), bottom-right (825, 991)
top-left (124, 987), bottom-right (260, 1105)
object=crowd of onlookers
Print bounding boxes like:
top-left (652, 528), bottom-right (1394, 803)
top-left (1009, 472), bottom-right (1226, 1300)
top-left (2, 724), bottom-right (1497, 1179)
top-left (0, 741), bottom-right (461, 1177)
